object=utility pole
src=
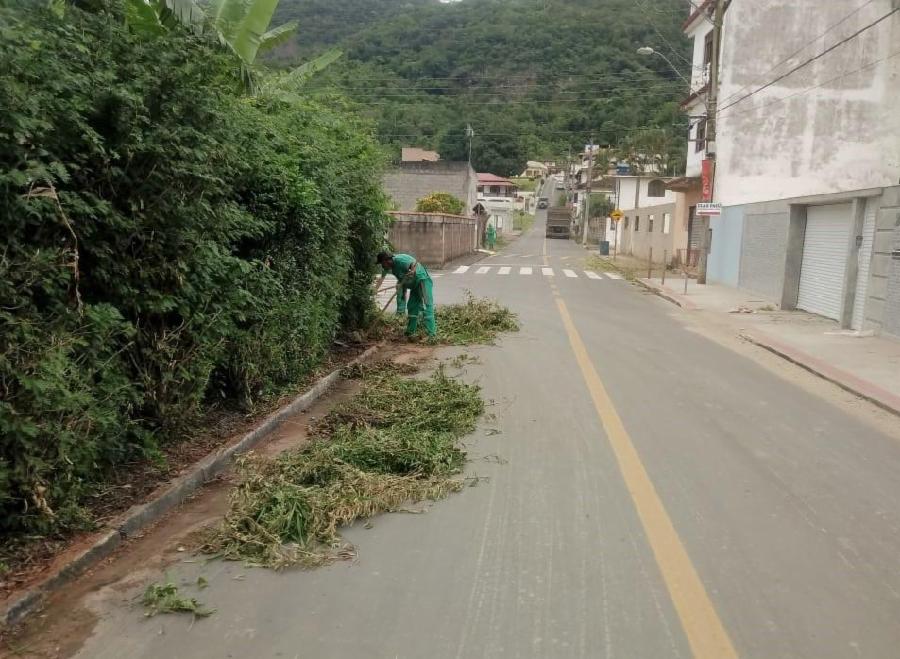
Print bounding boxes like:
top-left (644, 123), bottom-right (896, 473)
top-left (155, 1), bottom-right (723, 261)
top-left (581, 140), bottom-right (594, 245)
top-left (698, 0), bottom-right (725, 285)
top-left (465, 124), bottom-right (474, 165)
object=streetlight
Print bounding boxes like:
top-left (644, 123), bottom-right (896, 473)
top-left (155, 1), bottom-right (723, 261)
top-left (636, 46), bottom-right (691, 86)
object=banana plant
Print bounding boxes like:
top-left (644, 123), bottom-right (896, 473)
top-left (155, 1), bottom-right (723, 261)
top-left (258, 48), bottom-right (343, 102)
top-left (124, 0), bottom-right (299, 89)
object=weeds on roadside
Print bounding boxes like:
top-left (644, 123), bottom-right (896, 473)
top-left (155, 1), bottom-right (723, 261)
top-left (585, 254), bottom-right (634, 279)
top-left (368, 294), bottom-right (518, 345)
top-left (141, 581), bottom-right (214, 618)
top-left (435, 294), bottom-right (519, 345)
top-left (200, 367), bottom-right (484, 568)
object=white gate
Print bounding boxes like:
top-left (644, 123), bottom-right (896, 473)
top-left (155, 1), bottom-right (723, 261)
top-left (797, 204), bottom-right (852, 321)
top-left (851, 200), bottom-right (877, 330)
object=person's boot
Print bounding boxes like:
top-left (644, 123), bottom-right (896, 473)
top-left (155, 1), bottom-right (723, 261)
top-left (423, 314), bottom-right (437, 337)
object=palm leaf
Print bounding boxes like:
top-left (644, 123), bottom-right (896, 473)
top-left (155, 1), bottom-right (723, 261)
top-left (259, 49), bottom-right (343, 102)
top-left (161, 0), bottom-right (206, 34)
top-left (258, 20), bottom-right (298, 53)
top-left (125, 0), bottom-right (165, 35)
top-left (281, 48), bottom-right (342, 85)
top-left (222, 0), bottom-right (281, 65)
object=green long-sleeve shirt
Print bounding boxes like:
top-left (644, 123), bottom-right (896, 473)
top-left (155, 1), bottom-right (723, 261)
top-left (384, 253), bottom-right (431, 288)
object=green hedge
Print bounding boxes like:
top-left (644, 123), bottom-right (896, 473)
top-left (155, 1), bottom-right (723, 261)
top-left (0, 3), bottom-right (387, 534)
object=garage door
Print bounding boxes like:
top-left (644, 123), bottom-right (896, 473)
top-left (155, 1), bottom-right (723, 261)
top-left (797, 204), bottom-right (852, 320)
top-left (851, 199), bottom-right (877, 330)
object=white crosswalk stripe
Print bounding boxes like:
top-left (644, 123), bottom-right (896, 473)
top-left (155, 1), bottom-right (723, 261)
top-left (437, 267), bottom-right (626, 281)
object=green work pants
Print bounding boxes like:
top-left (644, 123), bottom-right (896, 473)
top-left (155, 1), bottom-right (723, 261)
top-left (402, 279), bottom-right (436, 337)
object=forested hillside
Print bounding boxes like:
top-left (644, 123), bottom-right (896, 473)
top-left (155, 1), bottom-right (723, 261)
top-left (275, 0), bottom-right (692, 175)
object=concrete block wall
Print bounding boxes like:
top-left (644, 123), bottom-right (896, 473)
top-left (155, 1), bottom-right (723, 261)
top-left (739, 209), bottom-right (790, 299)
top-left (388, 213), bottom-right (477, 268)
top-left (620, 202), bottom-right (678, 263)
top-left (382, 162), bottom-right (478, 215)
top-left (874, 187), bottom-right (900, 336)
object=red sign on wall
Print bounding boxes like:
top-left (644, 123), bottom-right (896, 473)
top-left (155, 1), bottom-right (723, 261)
top-left (701, 158), bottom-right (715, 202)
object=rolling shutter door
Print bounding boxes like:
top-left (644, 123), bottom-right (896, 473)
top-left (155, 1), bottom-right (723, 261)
top-left (797, 204), bottom-right (852, 321)
top-left (851, 200), bottom-right (877, 330)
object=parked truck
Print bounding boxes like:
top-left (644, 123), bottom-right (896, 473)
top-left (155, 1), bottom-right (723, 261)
top-left (546, 207), bottom-right (571, 239)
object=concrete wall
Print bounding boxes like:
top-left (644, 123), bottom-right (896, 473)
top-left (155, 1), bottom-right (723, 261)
top-left (671, 187), bottom-right (702, 265)
top-left (719, 186), bottom-right (900, 335)
top-left (708, 205), bottom-right (744, 287)
top-left (738, 207), bottom-right (790, 299)
top-left (388, 213), bottom-right (477, 268)
top-left (383, 162), bottom-right (478, 216)
top-left (716, 0), bottom-right (900, 207)
top-left (621, 202), bottom-right (678, 264)
top-left (871, 187), bottom-right (900, 336)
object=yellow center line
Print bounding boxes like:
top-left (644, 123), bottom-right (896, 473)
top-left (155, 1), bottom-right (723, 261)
top-left (554, 296), bottom-right (738, 659)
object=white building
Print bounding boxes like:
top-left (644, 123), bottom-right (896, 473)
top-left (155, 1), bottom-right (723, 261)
top-left (694, 0), bottom-right (900, 335)
top-left (611, 175), bottom-right (682, 264)
top-left (520, 161), bottom-right (549, 179)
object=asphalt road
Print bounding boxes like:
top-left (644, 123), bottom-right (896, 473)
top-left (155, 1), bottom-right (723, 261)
top-left (50, 183), bottom-right (900, 658)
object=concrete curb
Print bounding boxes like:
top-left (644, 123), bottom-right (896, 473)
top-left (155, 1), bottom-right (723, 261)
top-left (741, 331), bottom-right (900, 418)
top-left (636, 278), bottom-right (699, 311)
top-left (1, 345), bottom-right (380, 629)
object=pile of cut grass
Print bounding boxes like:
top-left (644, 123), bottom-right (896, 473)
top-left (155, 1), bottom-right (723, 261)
top-left (435, 293), bottom-right (519, 345)
top-left (201, 366), bottom-right (483, 568)
top-left (142, 581), bottom-right (214, 618)
top-left (370, 294), bottom-right (518, 345)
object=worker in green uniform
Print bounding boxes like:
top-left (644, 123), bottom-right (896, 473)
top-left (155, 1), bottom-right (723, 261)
top-left (377, 251), bottom-right (436, 337)
top-left (485, 223), bottom-right (497, 250)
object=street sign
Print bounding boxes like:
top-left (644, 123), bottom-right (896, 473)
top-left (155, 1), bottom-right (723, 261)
top-left (696, 202), bottom-right (722, 216)
top-left (610, 209), bottom-right (624, 221)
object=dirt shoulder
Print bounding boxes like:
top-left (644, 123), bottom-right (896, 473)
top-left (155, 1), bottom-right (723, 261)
top-left (0, 340), bottom-right (374, 612)
top-left (0, 342), bottom-right (438, 656)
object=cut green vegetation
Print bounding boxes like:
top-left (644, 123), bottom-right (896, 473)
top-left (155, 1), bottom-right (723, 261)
top-left (200, 366), bottom-right (484, 568)
top-left (141, 581), bottom-right (214, 618)
top-left (373, 294), bottom-right (518, 345)
top-left (435, 294), bottom-right (519, 345)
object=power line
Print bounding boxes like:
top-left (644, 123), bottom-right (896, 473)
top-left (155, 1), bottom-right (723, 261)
top-left (377, 125), bottom-right (687, 138)
top-left (305, 77), bottom-right (686, 93)
top-left (328, 91), bottom-right (686, 107)
top-left (717, 47), bottom-right (900, 121)
top-left (717, 0), bottom-right (878, 106)
top-left (717, 6), bottom-right (898, 112)
top-left (304, 68), bottom-right (693, 85)
top-left (303, 82), bottom-right (686, 100)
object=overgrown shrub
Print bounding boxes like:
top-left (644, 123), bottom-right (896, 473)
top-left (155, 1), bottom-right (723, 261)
top-left (0, 2), bottom-right (387, 534)
top-left (415, 192), bottom-right (464, 215)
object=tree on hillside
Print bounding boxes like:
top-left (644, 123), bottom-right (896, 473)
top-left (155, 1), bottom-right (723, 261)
top-left (280, 0), bottom-right (691, 174)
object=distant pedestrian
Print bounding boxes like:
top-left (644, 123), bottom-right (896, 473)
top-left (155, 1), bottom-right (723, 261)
top-left (377, 251), bottom-right (436, 337)
top-left (486, 224), bottom-right (497, 250)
